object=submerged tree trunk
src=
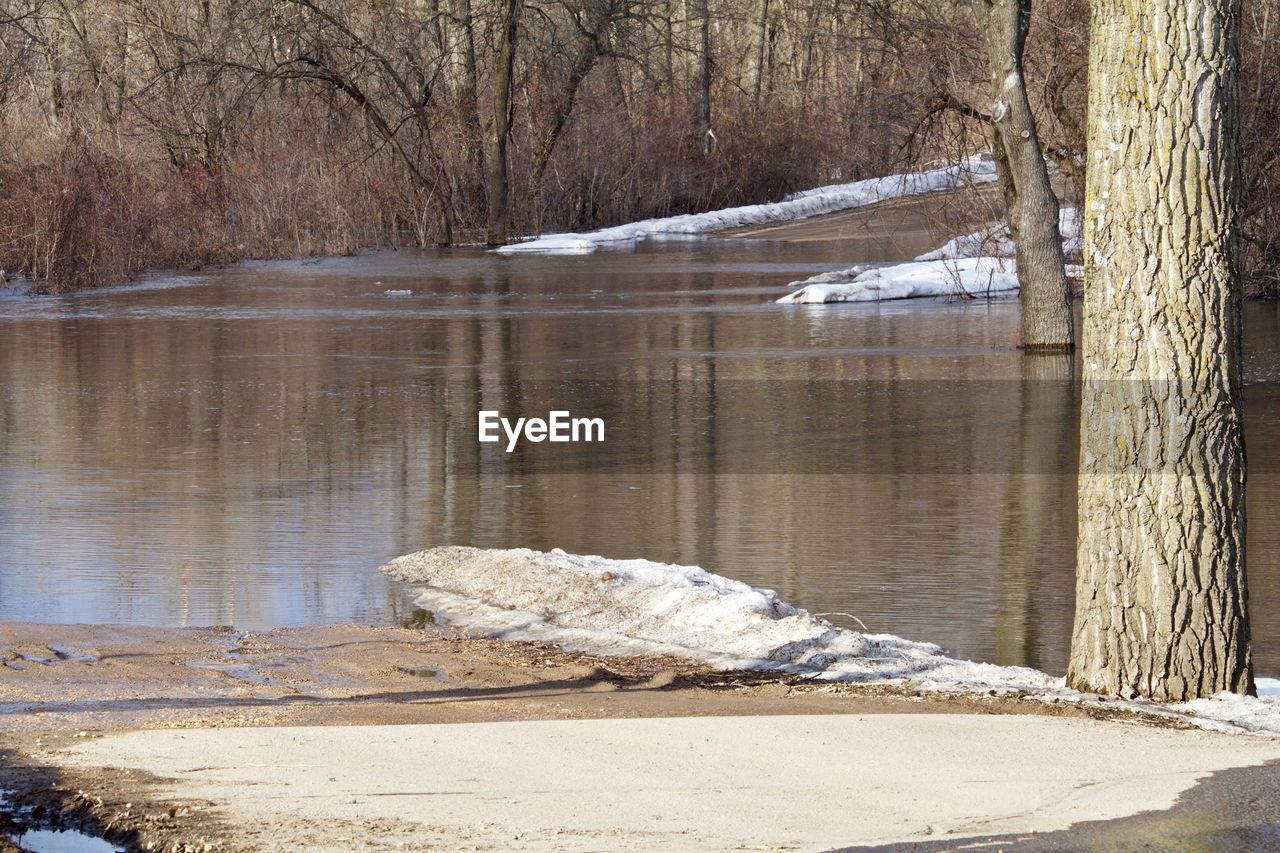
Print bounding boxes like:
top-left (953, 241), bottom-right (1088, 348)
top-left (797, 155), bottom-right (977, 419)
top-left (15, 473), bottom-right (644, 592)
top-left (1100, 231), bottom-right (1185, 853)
top-left (970, 0), bottom-right (1074, 352)
top-left (1068, 0), bottom-right (1253, 701)
top-left (486, 0), bottom-right (520, 246)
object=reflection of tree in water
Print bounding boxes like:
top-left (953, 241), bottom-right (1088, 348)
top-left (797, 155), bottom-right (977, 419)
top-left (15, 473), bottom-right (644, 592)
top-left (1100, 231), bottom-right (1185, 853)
top-left (995, 354), bottom-right (1076, 672)
top-left (4, 263), bottom-right (1278, 673)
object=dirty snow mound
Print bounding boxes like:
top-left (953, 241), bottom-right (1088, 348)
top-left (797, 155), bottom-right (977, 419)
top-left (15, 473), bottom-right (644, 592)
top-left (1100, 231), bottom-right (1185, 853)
top-left (383, 547), bottom-right (1280, 736)
top-left (382, 546), bottom-right (1052, 691)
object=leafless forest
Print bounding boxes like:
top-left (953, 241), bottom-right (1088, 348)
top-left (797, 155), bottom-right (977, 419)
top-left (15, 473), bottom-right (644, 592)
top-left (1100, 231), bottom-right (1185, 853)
top-left (0, 0), bottom-right (1275, 293)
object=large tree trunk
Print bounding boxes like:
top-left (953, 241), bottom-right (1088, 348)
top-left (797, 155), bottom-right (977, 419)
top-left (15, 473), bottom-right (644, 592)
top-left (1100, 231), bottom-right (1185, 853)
top-left (485, 0), bottom-right (520, 246)
top-left (1067, 0), bottom-right (1253, 701)
top-left (970, 0), bottom-right (1074, 352)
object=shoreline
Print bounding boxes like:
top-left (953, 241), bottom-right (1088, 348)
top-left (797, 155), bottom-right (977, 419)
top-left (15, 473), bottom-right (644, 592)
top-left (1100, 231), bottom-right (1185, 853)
top-left (0, 620), bottom-right (1273, 850)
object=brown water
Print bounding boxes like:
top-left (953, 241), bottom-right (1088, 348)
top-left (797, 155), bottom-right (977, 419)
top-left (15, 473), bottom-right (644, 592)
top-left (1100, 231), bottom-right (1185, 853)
top-left (3, 232), bottom-right (1280, 677)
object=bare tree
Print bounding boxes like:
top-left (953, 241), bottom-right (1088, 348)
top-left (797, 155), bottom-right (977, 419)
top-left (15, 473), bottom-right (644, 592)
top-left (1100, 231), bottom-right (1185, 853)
top-left (742, 0), bottom-right (768, 105)
top-left (968, 0), bottom-right (1073, 351)
top-left (688, 0), bottom-right (711, 154)
top-left (485, 0), bottom-right (518, 244)
top-left (27, 0), bottom-right (1280, 302)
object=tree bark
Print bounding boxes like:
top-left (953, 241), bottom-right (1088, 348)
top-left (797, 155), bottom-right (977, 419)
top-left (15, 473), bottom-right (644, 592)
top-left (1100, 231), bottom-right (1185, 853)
top-left (486, 0), bottom-right (520, 246)
top-left (1067, 0), bottom-right (1253, 701)
top-left (970, 0), bottom-right (1074, 352)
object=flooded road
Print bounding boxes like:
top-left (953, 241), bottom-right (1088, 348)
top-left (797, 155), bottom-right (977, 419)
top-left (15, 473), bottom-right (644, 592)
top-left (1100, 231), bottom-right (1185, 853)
top-left (3, 201), bottom-right (1280, 677)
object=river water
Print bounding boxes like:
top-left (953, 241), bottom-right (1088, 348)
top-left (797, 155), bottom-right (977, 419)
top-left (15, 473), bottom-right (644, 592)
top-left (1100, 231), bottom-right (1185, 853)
top-left (3, 219), bottom-right (1280, 677)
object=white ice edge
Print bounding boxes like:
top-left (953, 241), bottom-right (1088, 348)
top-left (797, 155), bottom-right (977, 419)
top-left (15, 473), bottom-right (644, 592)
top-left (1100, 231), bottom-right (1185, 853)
top-left (382, 546), bottom-right (1280, 737)
top-left (777, 207), bottom-right (1083, 304)
top-left (494, 155), bottom-right (998, 255)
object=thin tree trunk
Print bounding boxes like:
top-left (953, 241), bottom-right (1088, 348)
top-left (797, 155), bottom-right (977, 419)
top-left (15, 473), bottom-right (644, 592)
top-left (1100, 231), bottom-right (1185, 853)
top-left (662, 0), bottom-right (675, 93)
top-left (486, 0), bottom-right (519, 245)
top-left (1068, 0), bottom-right (1252, 701)
top-left (797, 0), bottom-right (823, 91)
top-left (850, 4), bottom-right (864, 101)
top-left (450, 0), bottom-right (486, 205)
top-left (970, 0), bottom-right (1074, 352)
top-left (448, 0), bottom-right (479, 118)
top-left (531, 12), bottom-right (609, 187)
top-left (689, 0), bottom-right (712, 154)
top-left (744, 0), bottom-right (769, 106)
top-left (1256, 4), bottom-right (1269, 101)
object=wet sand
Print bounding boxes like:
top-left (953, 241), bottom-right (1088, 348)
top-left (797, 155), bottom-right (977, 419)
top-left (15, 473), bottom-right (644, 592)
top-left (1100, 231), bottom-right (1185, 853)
top-left (2, 621), bottom-right (1278, 851)
top-left (59, 715), bottom-right (1280, 852)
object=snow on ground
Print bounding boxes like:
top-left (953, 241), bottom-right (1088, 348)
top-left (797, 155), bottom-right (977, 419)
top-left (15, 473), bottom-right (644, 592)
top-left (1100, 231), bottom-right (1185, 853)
top-left (915, 207), bottom-right (1081, 262)
top-left (494, 156), bottom-right (998, 255)
top-left (777, 257), bottom-right (1021, 304)
top-left (383, 546), bottom-right (1054, 691)
top-left (777, 207), bottom-right (1082, 305)
top-left (383, 546), bottom-right (1280, 735)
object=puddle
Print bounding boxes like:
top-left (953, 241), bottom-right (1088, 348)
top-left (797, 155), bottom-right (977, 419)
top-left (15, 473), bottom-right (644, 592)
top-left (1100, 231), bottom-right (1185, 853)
top-left (1, 792), bottom-right (121, 853)
top-left (399, 608), bottom-right (437, 630)
top-left (44, 645), bottom-right (101, 664)
top-left (394, 666), bottom-right (447, 680)
top-left (15, 827), bottom-right (122, 852)
top-left (183, 658), bottom-right (285, 687)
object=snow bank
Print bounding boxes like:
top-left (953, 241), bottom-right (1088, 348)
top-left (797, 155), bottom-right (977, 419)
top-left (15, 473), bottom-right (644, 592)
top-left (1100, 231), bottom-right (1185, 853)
top-left (776, 258), bottom-right (1020, 304)
top-left (1166, 679), bottom-right (1280, 734)
top-left (383, 546), bottom-right (1280, 736)
top-left (914, 207), bottom-right (1081, 262)
top-left (383, 546), bottom-right (1054, 692)
top-left (495, 156), bottom-right (998, 255)
top-left (776, 207), bottom-right (1083, 304)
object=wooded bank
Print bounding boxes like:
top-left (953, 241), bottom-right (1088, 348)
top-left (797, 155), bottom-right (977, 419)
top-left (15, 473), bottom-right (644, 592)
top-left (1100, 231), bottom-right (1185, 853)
top-left (0, 0), bottom-right (1275, 294)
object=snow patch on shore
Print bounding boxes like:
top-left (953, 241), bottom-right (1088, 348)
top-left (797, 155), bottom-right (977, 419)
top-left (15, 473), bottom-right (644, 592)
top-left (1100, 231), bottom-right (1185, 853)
top-left (777, 258), bottom-right (1021, 304)
top-left (777, 207), bottom-right (1083, 304)
top-left (915, 207), bottom-right (1081, 262)
top-left (382, 546), bottom-right (1280, 736)
top-left (495, 156), bottom-right (998, 255)
top-left (383, 547), bottom-right (1052, 691)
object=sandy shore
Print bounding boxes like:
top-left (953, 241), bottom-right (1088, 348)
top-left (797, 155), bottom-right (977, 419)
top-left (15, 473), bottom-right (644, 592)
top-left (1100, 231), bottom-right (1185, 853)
top-left (2, 621), bottom-right (1278, 851)
top-left (56, 715), bottom-right (1280, 851)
